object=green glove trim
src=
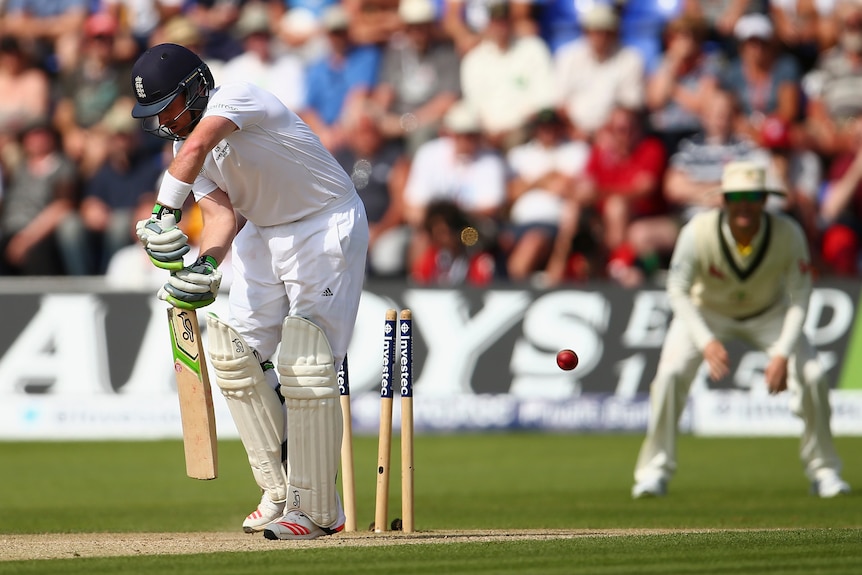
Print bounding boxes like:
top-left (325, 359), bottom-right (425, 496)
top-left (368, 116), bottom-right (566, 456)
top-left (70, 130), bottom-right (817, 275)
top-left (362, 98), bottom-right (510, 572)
top-left (149, 256), bottom-right (185, 271)
top-left (151, 203), bottom-right (182, 224)
top-left (165, 294), bottom-right (216, 310)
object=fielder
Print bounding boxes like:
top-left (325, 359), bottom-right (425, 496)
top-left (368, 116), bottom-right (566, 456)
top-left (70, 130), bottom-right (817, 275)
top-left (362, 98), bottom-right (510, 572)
top-left (632, 161), bottom-right (851, 499)
top-left (130, 43), bottom-right (368, 539)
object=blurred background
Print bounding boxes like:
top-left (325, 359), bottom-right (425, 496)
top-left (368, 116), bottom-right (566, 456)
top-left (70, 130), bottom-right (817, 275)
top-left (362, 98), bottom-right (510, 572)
top-left (1, 0), bottom-right (862, 440)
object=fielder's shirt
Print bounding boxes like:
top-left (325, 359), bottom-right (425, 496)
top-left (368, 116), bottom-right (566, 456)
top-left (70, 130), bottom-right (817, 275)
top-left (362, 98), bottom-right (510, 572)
top-left (666, 208), bottom-right (812, 357)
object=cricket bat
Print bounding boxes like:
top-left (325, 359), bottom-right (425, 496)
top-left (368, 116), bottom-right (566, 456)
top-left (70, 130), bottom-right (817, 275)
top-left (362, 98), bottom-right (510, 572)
top-left (167, 307), bottom-right (218, 480)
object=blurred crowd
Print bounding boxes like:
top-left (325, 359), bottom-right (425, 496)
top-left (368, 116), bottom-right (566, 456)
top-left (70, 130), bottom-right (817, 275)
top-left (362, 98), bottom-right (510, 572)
top-left (3, 0), bottom-right (862, 288)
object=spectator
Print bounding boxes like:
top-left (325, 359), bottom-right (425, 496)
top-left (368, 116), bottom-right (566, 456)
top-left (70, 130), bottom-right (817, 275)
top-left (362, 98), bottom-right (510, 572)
top-left (498, 109), bottom-right (590, 283)
top-left (443, 0), bottom-right (537, 56)
top-left (619, 0), bottom-right (684, 74)
top-left (274, 5), bottom-right (337, 64)
top-left (334, 105), bottom-right (411, 277)
top-left (680, 0), bottom-right (767, 57)
top-left (345, 0), bottom-right (402, 46)
top-left (53, 12), bottom-right (133, 179)
top-left (720, 13), bottom-right (802, 151)
top-left (759, 115), bottom-right (823, 244)
top-left (817, 119), bottom-right (862, 275)
top-left (372, 0), bottom-right (460, 157)
top-left (0, 0), bottom-right (89, 73)
top-left (67, 99), bottom-right (164, 274)
top-left (402, 100), bottom-right (507, 272)
top-left (803, 0), bottom-right (862, 157)
top-left (0, 37), bottom-right (51, 169)
top-left (149, 15), bottom-right (225, 82)
top-left (103, 0), bottom-right (185, 53)
top-left (460, 0), bottom-right (555, 150)
top-left (300, 4), bottom-right (381, 151)
top-left (221, 2), bottom-right (307, 111)
top-left (411, 198), bottom-right (495, 286)
top-left (646, 15), bottom-right (720, 156)
top-left (664, 89), bottom-right (767, 223)
top-left (0, 122), bottom-right (83, 275)
top-left (184, 0), bottom-right (246, 63)
top-left (553, 106), bottom-right (670, 287)
top-left (769, 0), bottom-right (825, 70)
top-left (554, 3), bottom-right (645, 137)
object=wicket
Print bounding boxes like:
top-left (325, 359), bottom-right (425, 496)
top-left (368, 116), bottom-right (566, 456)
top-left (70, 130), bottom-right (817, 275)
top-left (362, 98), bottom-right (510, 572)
top-left (337, 355), bottom-right (357, 532)
top-left (374, 308), bottom-right (415, 533)
top-left (339, 308), bottom-right (415, 534)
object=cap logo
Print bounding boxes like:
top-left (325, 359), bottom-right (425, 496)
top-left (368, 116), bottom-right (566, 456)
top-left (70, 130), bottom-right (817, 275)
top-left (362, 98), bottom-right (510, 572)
top-left (134, 76), bottom-right (146, 99)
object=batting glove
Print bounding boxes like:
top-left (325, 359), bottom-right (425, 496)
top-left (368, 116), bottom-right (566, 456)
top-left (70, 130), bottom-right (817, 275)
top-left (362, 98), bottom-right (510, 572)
top-left (159, 255), bottom-right (222, 310)
top-left (136, 205), bottom-right (189, 271)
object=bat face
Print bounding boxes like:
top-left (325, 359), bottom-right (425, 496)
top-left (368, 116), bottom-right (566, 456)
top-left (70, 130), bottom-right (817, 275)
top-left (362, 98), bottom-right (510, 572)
top-left (171, 309), bottom-right (202, 368)
top-left (168, 308), bottom-right (218, 480)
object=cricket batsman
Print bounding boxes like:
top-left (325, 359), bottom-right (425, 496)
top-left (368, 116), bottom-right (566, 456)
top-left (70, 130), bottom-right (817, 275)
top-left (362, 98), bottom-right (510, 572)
top-left (632, 161), bottom-right (851, 499)
top-left (129, 43), bottom-right (368, 539)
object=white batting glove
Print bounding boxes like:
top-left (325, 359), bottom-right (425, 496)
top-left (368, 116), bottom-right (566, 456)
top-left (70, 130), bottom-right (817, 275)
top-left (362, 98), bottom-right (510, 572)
top-left (159, 255), bottom-right (222, 310)
top-left (136, 206), bottom-right (190, 271)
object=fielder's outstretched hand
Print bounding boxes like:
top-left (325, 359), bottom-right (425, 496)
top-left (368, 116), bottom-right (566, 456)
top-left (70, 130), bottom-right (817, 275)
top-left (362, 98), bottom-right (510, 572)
top-left (765, 355), bottom-right (789, 395)
top-left (159, 255), bottom-right (222, 310)
top-left (136, 206), bottom-right (189, 270)
top-left (703, 339), bottom-right (730, 382)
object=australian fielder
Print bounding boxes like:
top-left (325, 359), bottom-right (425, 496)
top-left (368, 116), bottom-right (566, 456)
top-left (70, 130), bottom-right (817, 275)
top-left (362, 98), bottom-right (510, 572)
top-left (632, 161), bottom-right (850, 499)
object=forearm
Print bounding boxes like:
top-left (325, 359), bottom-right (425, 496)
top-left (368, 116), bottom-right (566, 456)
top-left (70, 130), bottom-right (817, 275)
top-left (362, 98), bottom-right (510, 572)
top-left (18, 199), bottom-right (73, 244)
top-left (157, 117), bottom-right (238, 209)
top-left (821, 155), bottom-right (862, 222)
top-left (773, 304), bottom-right (807, 358)
top-left (197, 191), bottom-right (237, 266)
top-left (646, 63), bottom-right (679, 110)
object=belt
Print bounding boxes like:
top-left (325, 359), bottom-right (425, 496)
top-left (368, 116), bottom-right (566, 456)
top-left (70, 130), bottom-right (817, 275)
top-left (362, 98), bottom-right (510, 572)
top-left (733, 301), bottom-right (777, 322)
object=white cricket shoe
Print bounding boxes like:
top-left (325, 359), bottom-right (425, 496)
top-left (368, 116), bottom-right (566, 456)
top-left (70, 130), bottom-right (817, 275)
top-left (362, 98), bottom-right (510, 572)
top-left (813, 470), bottom-right (851, 498)
top-left (632, 477), bottom-right (668, 499)
top-left (242, 494), bottom-right (285, 533)
top-left (263, 509), bottom-right (345, 540)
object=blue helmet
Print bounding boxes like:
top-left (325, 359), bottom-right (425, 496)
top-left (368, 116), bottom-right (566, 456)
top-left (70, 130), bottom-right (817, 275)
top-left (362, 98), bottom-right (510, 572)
top-left (130, 43), bottom-right (214, 140)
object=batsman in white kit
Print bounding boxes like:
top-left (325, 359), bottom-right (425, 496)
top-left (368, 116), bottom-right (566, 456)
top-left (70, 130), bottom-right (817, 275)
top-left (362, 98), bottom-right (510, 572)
top-left (632, 161), bottom-right (851, 500)
top-left (129, 43), bottom-right (368, 539)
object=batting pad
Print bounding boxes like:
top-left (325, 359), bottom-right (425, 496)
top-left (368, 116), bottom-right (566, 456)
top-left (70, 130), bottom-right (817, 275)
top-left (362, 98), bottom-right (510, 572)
top-left (277, 316), bottom-right (342, 529)
top-left (207, 314), bottom-right (287, 503)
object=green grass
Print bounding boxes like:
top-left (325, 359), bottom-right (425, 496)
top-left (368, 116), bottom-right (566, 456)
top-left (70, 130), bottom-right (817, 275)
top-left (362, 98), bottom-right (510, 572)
top-left (1, 434), bottom-right (860, 573)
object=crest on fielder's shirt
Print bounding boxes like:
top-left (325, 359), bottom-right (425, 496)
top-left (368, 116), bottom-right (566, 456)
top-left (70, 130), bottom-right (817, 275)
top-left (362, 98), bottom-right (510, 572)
top-left (709, 264), bottom-right (726, 280)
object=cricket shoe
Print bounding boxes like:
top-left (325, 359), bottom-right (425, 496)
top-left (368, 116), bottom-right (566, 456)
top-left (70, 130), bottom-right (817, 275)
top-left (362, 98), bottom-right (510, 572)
top-left (263, 509), bottom-right (345, 540)
top-left (632, 477), bottom-right (668, 499)
top-left (812, 470), bottom-right (851, 498)
top-left (242, 494), bottom-right (285, 533)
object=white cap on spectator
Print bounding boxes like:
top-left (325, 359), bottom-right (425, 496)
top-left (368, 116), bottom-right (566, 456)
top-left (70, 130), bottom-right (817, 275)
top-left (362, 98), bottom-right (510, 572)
top-left (163, 16), bottom-right (202, 46)
top-left (734, 13), bottom-right (774, 41)
top-left (236, 3), bottom-right (271, 37)
top-left (399, 0), bottom-right (436, 24)
top-left (580, 4), bottom-right (619, 31)
top-left (280, 8), bottom-right (319, 37)
top-left (444, 101), bottom-right (481, 134)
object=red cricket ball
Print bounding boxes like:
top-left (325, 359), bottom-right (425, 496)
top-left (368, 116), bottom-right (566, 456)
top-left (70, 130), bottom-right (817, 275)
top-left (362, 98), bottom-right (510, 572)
top-left (556, 349), bottom-right (579, 371)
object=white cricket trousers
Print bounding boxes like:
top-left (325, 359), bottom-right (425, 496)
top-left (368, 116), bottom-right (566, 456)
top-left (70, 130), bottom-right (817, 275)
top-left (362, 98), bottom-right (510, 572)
top-left (227, 192), bottom-right (369, 370)
top-left (634, 303), bottom-right (843, 484)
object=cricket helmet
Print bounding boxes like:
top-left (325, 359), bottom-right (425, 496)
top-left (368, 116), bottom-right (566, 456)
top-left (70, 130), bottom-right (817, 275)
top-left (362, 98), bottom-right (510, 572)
top-left (130, 43), bottom-right (214, 139)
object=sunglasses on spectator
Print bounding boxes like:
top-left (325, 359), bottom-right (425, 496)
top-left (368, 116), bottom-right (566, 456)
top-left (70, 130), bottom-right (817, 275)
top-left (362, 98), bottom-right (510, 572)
top-left (724, 191), bottom-right (767, 203)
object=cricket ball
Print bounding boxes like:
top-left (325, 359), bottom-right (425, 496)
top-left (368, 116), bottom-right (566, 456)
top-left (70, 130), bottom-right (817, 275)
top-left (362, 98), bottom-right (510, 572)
top-left (556, 349), bottom-right (579, 371)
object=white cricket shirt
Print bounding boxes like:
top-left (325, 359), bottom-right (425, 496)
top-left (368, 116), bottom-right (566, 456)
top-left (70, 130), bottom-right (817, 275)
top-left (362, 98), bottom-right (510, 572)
top-left (176, 82), bottom-right (356, 227)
